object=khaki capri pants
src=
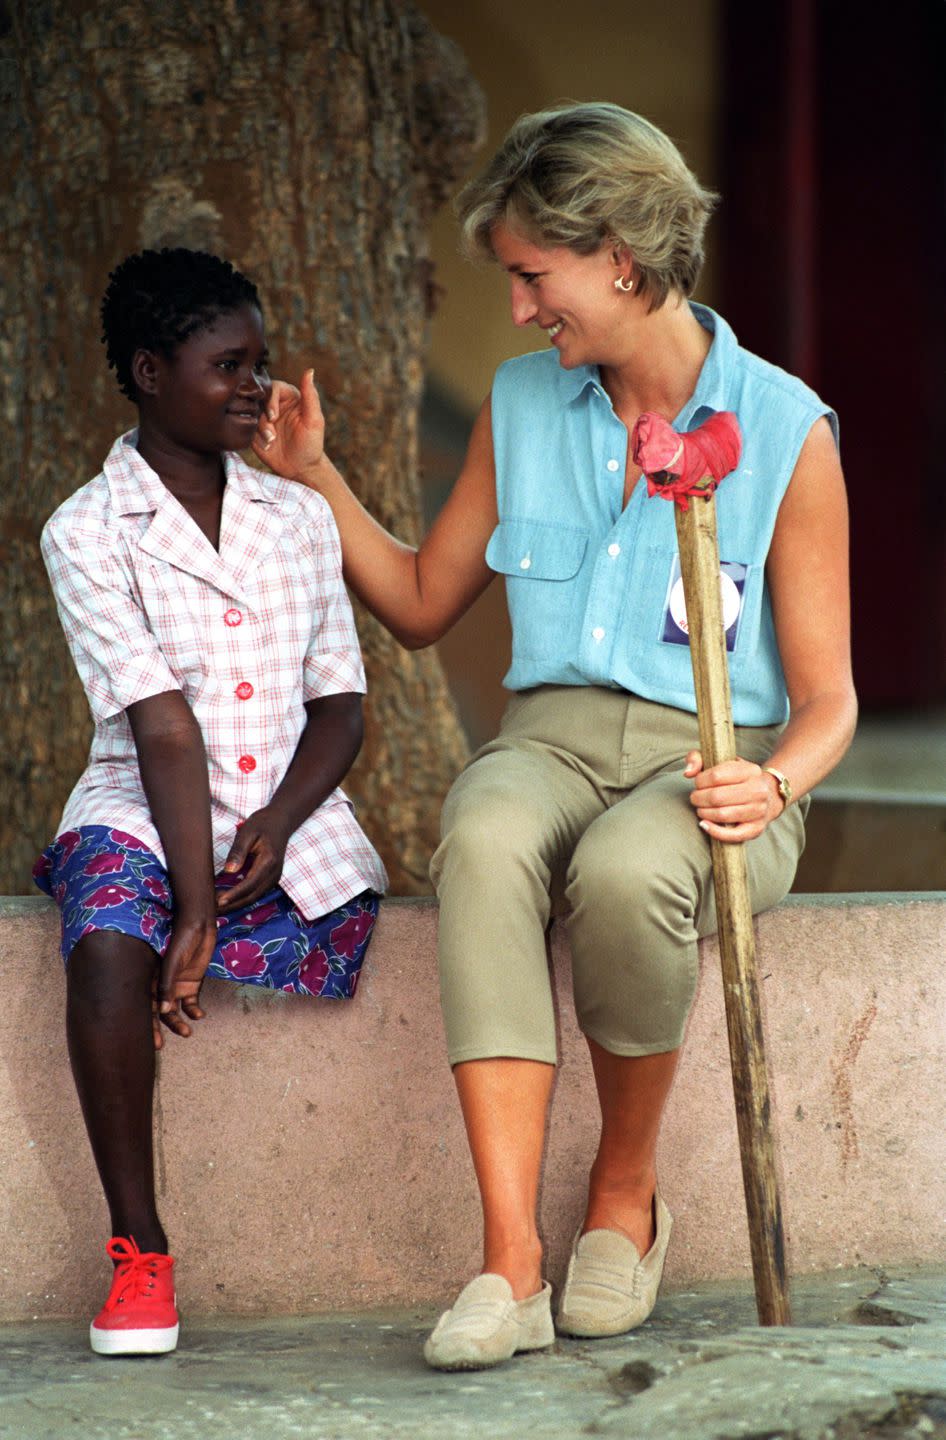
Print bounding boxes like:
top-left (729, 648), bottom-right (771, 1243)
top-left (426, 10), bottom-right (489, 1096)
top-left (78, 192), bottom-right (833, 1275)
top-left (430, 685), bottom-right (807, 1065)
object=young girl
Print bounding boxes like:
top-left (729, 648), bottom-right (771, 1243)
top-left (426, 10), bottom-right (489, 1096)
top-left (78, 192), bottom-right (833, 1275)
top-left (33, 248), bottom-right (387, 1356)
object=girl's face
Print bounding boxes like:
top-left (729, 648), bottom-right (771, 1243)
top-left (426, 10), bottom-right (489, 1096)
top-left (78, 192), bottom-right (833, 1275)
top-left (137, 304), bottom-right (272, 453)
top-left (490, 220), bottom-right (631, 369)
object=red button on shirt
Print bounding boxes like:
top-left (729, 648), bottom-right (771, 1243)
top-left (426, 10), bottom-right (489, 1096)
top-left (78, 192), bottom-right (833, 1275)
top-left (235, 681), bottom-right (254, 700)
top-left (223, 608), bottom-right (242, 627)
top-left (237, 754), bottom-right (256, 774)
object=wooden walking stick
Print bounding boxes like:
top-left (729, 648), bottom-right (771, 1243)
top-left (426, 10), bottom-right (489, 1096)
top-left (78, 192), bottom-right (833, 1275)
top-left (632, 410), bottom-right (791, 1326)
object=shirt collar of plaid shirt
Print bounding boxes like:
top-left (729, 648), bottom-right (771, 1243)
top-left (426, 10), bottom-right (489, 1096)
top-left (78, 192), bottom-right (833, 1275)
top-left (104, 429), bottom-right (277, 517)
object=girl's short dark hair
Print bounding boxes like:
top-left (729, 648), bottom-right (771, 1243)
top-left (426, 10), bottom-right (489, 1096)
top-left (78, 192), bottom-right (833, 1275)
top-left (101, 248), bottom-right (261, 400)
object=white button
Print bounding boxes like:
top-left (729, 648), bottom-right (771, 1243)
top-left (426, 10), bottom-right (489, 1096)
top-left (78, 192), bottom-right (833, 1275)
top-left (606, 459), bottom-right (620, 472)
top-left (592, 626), bottom-right (605, 642)
top-left (607, 543), bottom-right (621, 557)
top-left (519, 555), bottom-right (531, 570)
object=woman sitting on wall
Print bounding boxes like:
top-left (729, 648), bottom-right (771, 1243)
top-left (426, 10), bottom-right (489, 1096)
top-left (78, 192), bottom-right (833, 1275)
top-left (258, 101), bottom-right (856, 1371)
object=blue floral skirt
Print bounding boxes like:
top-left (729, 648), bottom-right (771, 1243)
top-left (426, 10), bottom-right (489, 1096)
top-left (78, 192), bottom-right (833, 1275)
top-left (33, 826), bottom-right (379, 999)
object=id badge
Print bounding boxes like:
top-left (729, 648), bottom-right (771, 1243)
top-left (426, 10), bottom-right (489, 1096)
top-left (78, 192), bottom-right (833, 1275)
top-left (661, 555), bottom-right (748, 652)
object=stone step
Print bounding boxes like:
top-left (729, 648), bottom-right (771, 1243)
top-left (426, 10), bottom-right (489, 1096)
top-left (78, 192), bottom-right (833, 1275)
top-left (4, 1272), bottom-right (944, 1439)
top-left (1, 894), bottom-right (943, 1322)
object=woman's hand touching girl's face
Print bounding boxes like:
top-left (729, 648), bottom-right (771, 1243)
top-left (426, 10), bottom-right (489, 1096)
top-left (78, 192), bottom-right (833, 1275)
top-left (253, 368), bottom-right (326, 480)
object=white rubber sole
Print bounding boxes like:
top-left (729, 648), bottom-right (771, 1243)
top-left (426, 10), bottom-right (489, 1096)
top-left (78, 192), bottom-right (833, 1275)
top-left (90, 1322), bottom-right (179, 1356)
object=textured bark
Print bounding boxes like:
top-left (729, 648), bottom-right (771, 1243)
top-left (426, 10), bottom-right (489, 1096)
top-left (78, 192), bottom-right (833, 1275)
top-left (1, 0), bottom-right (485, 894)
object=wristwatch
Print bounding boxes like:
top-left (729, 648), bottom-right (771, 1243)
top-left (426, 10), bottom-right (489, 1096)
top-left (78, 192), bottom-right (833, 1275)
top-left (763, 766), bottom-right (793, 810)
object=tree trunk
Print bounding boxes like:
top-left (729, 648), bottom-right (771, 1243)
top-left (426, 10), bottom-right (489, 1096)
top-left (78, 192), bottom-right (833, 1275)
top-left (0, 0), bottom-right (485, 894)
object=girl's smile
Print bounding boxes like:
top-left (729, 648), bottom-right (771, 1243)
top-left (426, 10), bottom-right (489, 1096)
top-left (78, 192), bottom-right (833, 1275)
top-left (135, 304), bottom-right (273, 458)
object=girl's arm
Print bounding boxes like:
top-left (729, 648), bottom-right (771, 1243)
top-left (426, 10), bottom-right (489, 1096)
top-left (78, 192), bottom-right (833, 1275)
top-left (254, 373), bottom-right (498, 648)
top-left (40, 515), bottom-right (219, 1038)
top-left (216, 692), bottom-right (364, 913)
top-left (126, 690), bottom-right (218, 1036)
top-left (687, 416), bottom-right (858, 840)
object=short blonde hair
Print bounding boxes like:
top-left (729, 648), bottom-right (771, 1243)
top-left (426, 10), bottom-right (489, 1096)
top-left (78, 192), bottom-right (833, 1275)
top-left (456, 102), bottom-right (718, 310)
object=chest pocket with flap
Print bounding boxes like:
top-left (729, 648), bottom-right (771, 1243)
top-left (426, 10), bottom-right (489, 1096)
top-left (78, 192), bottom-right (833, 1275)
top-left (486, 518), bottom-right (589, 660)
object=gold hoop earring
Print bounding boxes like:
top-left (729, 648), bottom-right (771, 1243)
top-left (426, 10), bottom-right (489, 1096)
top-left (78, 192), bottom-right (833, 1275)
top-left (613, 276), bottom-right (634, 293)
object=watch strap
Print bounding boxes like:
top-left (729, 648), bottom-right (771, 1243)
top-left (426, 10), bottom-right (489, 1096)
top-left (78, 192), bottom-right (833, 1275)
top-left (762, 766), bottom-right (792, 809)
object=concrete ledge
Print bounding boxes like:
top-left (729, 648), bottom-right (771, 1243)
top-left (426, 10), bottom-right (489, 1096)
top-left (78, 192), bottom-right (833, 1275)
top-left (1, 893), bottom-right (944, 1321)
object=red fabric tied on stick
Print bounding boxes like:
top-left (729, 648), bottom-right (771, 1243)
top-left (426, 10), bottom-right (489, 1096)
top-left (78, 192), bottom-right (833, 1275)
top-left (631, 411), bottom-right (743, 509)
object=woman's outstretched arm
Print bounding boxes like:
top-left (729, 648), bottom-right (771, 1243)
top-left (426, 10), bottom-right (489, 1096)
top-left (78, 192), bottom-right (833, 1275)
top-left (255, 373), bottom-right (498, 649)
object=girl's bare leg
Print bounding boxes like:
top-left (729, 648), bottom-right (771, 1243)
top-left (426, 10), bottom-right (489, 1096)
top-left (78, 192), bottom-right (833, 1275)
top-left (67, 932), bottom-right (167, 1254)
top-left (581, 1040), bottom-right (680, 1256)
top-left (453, 1057), bottom-right (555, 1299)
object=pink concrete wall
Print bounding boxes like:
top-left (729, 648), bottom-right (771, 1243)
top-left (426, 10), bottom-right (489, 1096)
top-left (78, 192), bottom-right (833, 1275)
top-left (1, 894), bottom-right (943, 1321)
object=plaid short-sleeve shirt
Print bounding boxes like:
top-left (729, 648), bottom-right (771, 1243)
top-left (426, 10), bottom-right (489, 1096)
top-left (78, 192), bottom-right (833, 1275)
top-left (41, 432), bottom-right (387, 918)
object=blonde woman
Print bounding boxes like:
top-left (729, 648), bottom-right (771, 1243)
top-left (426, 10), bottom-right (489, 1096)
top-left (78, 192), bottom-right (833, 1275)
top-left (258, 102), bottom-right (855, 1370)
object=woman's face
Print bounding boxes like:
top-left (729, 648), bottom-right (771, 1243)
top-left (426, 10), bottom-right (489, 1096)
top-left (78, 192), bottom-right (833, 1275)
top-left (490, 220), bottom-right (629, 369)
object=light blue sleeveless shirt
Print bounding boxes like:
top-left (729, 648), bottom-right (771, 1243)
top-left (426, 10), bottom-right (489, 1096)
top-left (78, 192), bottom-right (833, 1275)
top-left (485, 304), bottom-right (838, 726)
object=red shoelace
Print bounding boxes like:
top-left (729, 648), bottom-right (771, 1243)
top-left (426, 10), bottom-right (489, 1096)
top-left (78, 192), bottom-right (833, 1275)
top-left (101, 1236), bottom-right (174, 1312)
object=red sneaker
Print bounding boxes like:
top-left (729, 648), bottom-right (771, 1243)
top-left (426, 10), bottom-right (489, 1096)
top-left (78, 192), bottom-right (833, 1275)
top-left (89, 1236), bottom-right (179, 1356)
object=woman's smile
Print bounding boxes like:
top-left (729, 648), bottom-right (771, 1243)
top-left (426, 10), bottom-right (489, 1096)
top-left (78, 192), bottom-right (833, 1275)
top-left (490, 219), bottom-right (628, 368)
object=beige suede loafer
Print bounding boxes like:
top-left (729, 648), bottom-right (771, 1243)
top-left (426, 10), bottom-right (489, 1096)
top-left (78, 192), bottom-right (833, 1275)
top-left (556, 1191), bottom-right (673, 1338)
top-left (423, 1274), bottom-right (555, 1371)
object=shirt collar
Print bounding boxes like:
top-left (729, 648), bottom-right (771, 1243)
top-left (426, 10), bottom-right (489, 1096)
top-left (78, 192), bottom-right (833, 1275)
top-left (555, 302), bottom-right (737, 421)
top-left (557, 363), bottom-right (602, 405)
top-left (104, 430), bottom-right (277, 516)
top-left (676, 303), bottom-right (735, 424)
